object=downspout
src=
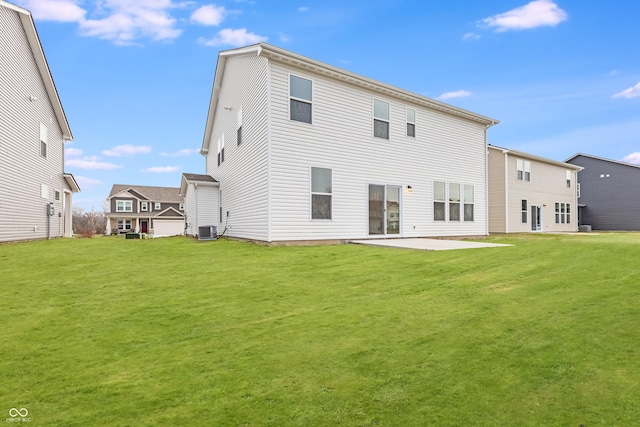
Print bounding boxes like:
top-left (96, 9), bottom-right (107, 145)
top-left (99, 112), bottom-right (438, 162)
top-left (504, 150), bottom-right (509, 233)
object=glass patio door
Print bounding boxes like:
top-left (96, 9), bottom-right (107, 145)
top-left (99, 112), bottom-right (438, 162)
top-left (531, 206), bottom-right (542, 231)
top-left (368, 184), bottom-right (401, 235)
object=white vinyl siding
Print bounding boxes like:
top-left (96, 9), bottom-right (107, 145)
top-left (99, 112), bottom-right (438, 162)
top-left (183, 182), bottom-right (218, 237)
top-left (0, 5), bottom-right (70, 242)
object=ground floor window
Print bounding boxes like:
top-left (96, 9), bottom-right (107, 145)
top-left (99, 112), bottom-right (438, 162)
top-left (555, 203), bottom-right (571, 224)
top-left (434, 181), bottom-right (473, 222)
top-left (311, 167), bottom-right (332, 220)
top-left (521, 200), bottom-right (528, 223)
top-left (117, 219), bottom-right (132, 230)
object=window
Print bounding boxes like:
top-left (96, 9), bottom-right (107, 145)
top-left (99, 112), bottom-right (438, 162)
top-left (179, 203), bottom-right (184, 211)
top-left (141, 202), bottom-right (148, 212)
top-left (40, 123), bottom-right (47, 157)
top-left (555, 202), bottom-right (571, 224)
top-left (290, 75), bottom-right (312, 123)
top-left (311, 167), bottom-right (332, 220)
top-left (116, 200), bottom-right (132, 212)
top-left (406, 108), bottom-right (416, 137)
top-left (41, 184), bottom-right (48, 199)
top-left (117, 219), bottom-right (132, 230)
top-left (517, 159), bottom-right (531, 181)
top-left (219, 190), bottom-right (222, 224)
top-left (577, 183), bottom-right (581, 198)
top-left (217, 133), bottom-right (225, 166)
top-left (373, 99), bottom-right (389, 139)
top-left (237, 107), bottom-right (243, 146)
top-left (433, 181), bottom-right (445, 221)
top-left (55, 190), bottom-right (61, 201)
top-left (566, 170), bottom-right (571, 188)
top-left (521, 200), bottom-right (528, 223)
top-left (449, 183), bottom-right (460, 221)
top-left (154, 202), bottom-right (161, 211)
top-left (463, 185), bottom-right (474, 221)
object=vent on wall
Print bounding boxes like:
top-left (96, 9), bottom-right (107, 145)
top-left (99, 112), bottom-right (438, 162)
top-left (198, 225), bottom-right (217, 241)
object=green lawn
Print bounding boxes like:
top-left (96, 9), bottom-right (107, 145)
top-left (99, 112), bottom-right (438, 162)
top-left (1, 233), bottom-right (639, 426)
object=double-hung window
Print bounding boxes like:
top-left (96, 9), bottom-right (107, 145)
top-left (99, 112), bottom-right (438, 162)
top-left (116, 200), bottom-right (132, 212)
top-left (311, 167), bottom-right (332, 220)
top-left (237, 108), bottom-right (243, 146)
top-left (517, 159), bottom-right (531, 181)
top-left (373, 99), bottom-right (389, 139)
top-left (433, 181), bottom-right (446, 221)
top-left (449, 183), bottom-right (460, 221)
top-left (217, 133), bottom-right (225, 166)
top-left (521, 200), bottom-right (528, 223)
top-left (555, 203), bottom-right (571, 224)
top-left (154, 202), bottom-right (161, 211)
top-left (141, 202), bottom-right (148, 212)
top-left (463, 185), bottom-right (474, 221)
top-left (40, 123), bottom-right (47, 158)
top-left (118, 219), bottom-right (132, 230)
top-left (406, 108), bottom-right (416, 137)
top-left (290, 75), bottom-right (312, 123)
top-left (566, 170), bottom-right (571, 188)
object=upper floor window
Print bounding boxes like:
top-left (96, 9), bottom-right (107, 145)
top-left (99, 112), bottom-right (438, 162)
top-left (179, 203), bottom-right (184, 211)
top-left (373, 99), bottom-right (389, 139)
top-left (290, 75), bottom-right (312, 123)
top-left (40, 123), bottom-right (47, 157)
top-left (517, 159), bottom-right (531, 181)
top-left (406, 108), bottom-right (416, 137)
top-left (141, 202), bottom-right (148, 212)
top-left (154, 202), bottom-right (161, 210)
top-left (217, 132), bottom-right (225, 166)
top-left (566, 170), bottom-right (571, 188)
top-left (55, 190), bottom-right (61, 201)
top-left (311, 167), bottom-right (332, 220)
top-left (116, 200), bottom-right (133, 212)
top-left (237, 107), bottom-right (243, 146)
top-left (577, 183), bottom-right (581, 198)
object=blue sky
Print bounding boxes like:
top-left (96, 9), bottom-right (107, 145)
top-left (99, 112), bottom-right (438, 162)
top-left (16, 0), bottom-right (640, 211)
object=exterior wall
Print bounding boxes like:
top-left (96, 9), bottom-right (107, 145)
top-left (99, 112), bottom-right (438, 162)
top-left (568, 155), bottom-right (640, 230)
top-left (265, 61), bottom-right (489, 241)
top-left (205, 54), bottom-right (270, 241)
top-left (487, 147), bottom-right (507, 233)
top-left (0, 5), bottom-right (71, 242)
top-left (184, 183), bottom-right (218, 236)
top-left (505, 155), bottom-right (577, 233)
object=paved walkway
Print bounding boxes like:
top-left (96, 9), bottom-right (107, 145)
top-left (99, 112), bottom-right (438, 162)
top-left (350, 238), bottom-right (512, 251)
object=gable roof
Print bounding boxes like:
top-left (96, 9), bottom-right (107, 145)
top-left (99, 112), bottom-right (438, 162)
top-left (489, 145), bottom-right (582, 170)
top-left (107, 184), bottom-right (183, 203)
top-left (565, 153), bottom-right (640, 171)
top-left (154, 206), bottom-right (184, 218)
top-left (202, 42), bottom-right (499, 154)
top-left (179, 173), bottom-right (218, 195)
top-left (1, 0), bottom-right (72, 140)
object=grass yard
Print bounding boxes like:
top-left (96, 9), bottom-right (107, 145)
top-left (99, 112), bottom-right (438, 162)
top-left (1, 233), bottom-right (639, 426)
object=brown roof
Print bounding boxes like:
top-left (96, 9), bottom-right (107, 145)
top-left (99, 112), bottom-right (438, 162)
top-left (181, 173), bottom-right (218, 183)
top-left (108, 184), bottom-right (183, 203)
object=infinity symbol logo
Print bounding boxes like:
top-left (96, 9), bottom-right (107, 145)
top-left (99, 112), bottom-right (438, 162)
top-left (9, 408), bottom-right (28, 417)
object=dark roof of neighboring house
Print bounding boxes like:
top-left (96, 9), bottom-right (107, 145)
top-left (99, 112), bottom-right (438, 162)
top-left (181, 173), bottom-right (218, 183)
top-left (565, 153), bottom-right (640, 170)
top-left (108, 184), bottom-right (183, 202)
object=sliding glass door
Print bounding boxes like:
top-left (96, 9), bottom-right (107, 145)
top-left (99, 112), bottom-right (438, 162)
top-left (368, 184), bottom-right (401, 235)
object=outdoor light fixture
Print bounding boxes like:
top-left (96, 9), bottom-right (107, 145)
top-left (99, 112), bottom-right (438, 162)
top-left (29, 95), bottom-right (38, 102)
top-left (407, 185), bottom-right (413, 193)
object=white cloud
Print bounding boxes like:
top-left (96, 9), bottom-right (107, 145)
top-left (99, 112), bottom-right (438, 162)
top-left (160, 148), bottom-right (199, 157)
top-left (15, 0), bottom-right (86, 22)
top-left (75, 176), bottom-right (103, 189)
top-left (65, 147), bottom-right (83, 156)
top-left (191, 4), bottom-right (225, 26)
top-left (463, 32), bottom-right (481, 41)
top-left (198, 28), bottom-right (267, 47)
top-left (102, 144), bottom-right (152, 157)
top-left (622, 152), bottom-right (640, 164)
top-left (298, 6), bottom-right (309, 12)
top-left (613, 82), bottom-right (640, 99)
top-left (141, 166), bottom-right (180, 173)
top-left (482, 0), bottom-right (568, 32)
top-left (439, 90), bottom-right (473, 100)
top-left (66, 157), bottom-right (121, 170)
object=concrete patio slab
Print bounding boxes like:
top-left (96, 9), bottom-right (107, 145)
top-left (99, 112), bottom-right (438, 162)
top-left (350, 238), bottom-right (512, 251)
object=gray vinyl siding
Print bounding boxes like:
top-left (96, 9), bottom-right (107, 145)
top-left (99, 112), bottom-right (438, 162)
top-left (0, 5), bottom-right (70, 242)
top-left (267, 61), bottom-right (488, 241)
top-left (568, 155), bottom-right (640, 230)
top-left (205, 54), bottom-right (270, 241)
top-left (487, 147), bottom-right (507, 233)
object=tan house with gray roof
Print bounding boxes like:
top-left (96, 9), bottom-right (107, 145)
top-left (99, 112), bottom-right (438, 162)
top-left (105, 184), bottom-right (184, 237)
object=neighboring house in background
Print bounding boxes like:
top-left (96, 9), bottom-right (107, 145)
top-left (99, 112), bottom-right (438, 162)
top-left (105, 185), bottom-right (184, 237)
top-left (487, 145), bottom-right (581, 233)
top-left (566, 153), bottom-right (640, 231)
top-left (188, 43), bottom-right (498, 243)
top-left (179, 173), bottom-right (219, 237)
top-left (0, 0), bottom-right (80, 242)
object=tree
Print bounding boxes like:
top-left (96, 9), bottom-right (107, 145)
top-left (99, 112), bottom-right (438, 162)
top-left (72, 206), bottom-right (107, 237)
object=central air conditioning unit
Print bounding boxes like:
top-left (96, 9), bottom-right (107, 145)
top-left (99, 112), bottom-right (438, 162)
top-left (198, 225), bottom-right (217, 241)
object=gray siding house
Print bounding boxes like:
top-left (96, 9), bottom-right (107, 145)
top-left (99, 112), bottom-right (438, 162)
top-left (105, 185), bottom-right (184, 237)
top-left (0, 1), bottom-right (80, 242)
top-left (566, 153), bottom-right (640, 231)
top-left (488, 145), bottom-right (581, 233)
top-left (190, 43), bottom-right (498, 243)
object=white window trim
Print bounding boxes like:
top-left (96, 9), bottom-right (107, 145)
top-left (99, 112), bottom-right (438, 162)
top-left (406, 107), bottom-right (416, 137)
top-left (154, 202), bottom-right (161, 211)
top-left (179, 203), bottom-right (184, 211)
top-left (289, 74), bottom-right (313, 124)
top-left (141, 202), bottom-right (148, 212)
top-left (116, 200), bottom-right (133, 212)
top-left (373, 98), bottom-right (390, 139)
top-left (310, 166), bottom-right (333, 221)
top-left (237, 107), bottom-right (243, 146)
top-left (40, 123), bottom-right (47, 157)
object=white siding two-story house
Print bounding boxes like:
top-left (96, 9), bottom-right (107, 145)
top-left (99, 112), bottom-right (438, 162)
top-left (190, 43), bottom-right (498, 243)
top-left (0, 1), bottom-right (80, 242)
